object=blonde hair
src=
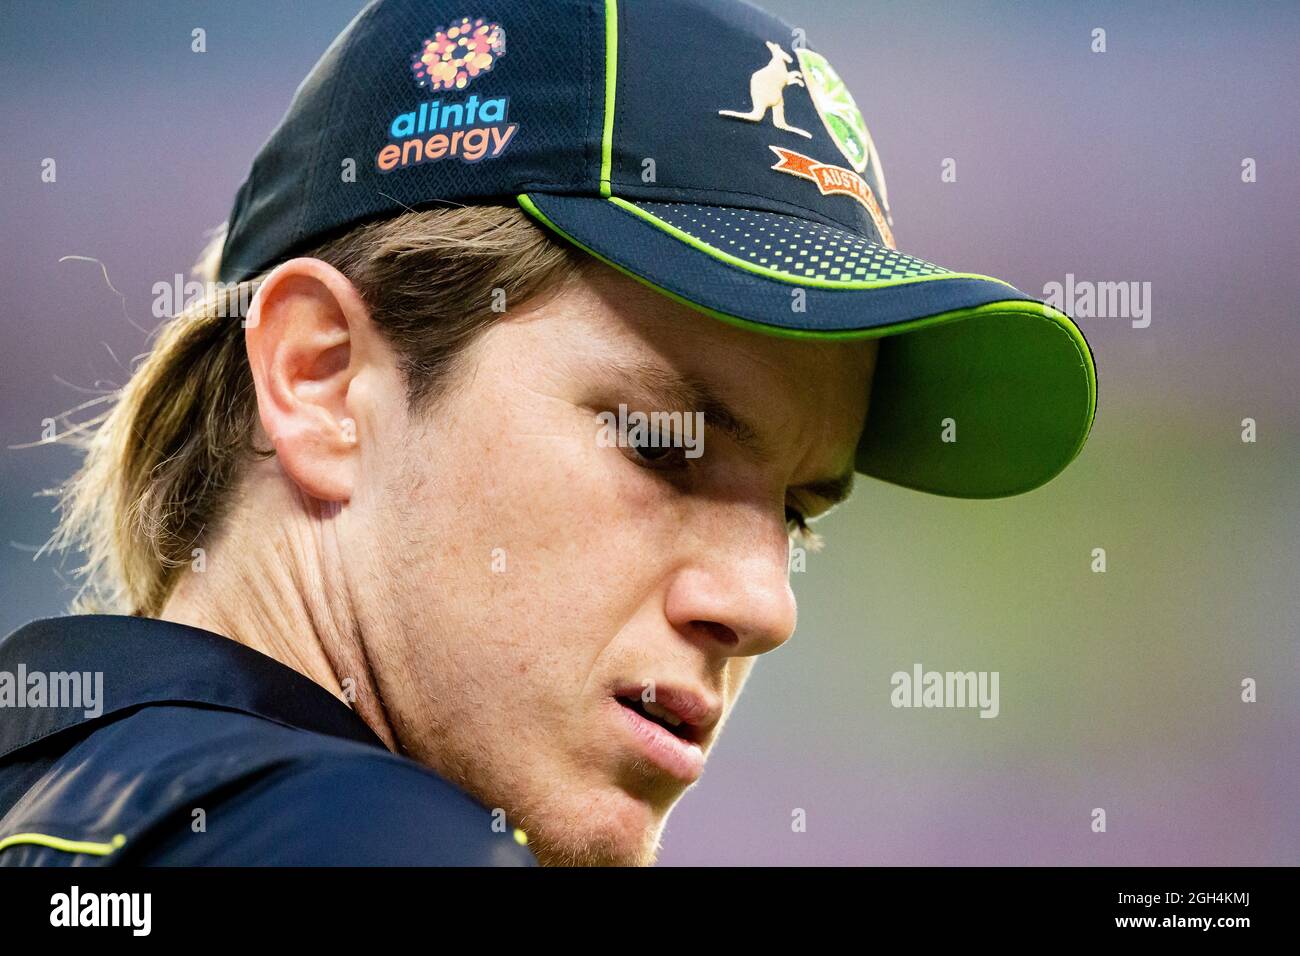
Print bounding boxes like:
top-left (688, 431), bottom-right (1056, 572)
top-left (48, 206), bottom-right (585, 617)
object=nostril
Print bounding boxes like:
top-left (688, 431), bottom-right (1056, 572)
top-left (690, 620), bottom-right (740, 647)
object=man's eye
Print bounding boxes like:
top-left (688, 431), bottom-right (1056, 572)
top-left (624, 436), bottom-right (687, 470)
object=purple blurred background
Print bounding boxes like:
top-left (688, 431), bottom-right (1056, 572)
top-left (2, 1), bottom-right (1297, 864)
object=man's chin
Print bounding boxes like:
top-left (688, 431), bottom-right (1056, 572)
top-left (522, 784), bottom-right (673, 867)
top-left (530, 834), bottom-right (658, 867)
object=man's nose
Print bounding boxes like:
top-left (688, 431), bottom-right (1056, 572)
top-left (662, 510), bottom-right (797, 658)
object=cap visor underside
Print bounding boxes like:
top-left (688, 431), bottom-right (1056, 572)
top-left (518, 192), bottom-right (1096, 498)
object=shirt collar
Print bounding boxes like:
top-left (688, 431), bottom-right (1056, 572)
top-left (0, 614), bottom-right (388, 759)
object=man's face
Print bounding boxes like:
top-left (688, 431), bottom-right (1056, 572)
top-left (346, 263), bottom-right (876, 865)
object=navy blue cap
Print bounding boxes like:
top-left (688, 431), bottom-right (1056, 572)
top-left (219, 0), bottom-right (1097, 498)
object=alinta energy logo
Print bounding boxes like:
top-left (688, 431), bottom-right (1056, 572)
top-left (376, 16), bottom-right (519, 172)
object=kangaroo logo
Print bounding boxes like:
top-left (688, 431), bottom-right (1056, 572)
top-left (718, 40), bottom-right (812, 139)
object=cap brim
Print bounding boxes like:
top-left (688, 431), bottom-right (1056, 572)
top-left (518, 192), bottom-right (1096, 498)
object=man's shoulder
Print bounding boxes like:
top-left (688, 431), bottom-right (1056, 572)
top-left (0, 615), bottom-right (534, 866)
top-left (1, 702), bottom-right (535, 866)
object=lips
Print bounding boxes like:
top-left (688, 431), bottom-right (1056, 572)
top-left (613, 683), bottom-right (721, 741)
top-left (609, 683), bottom-right (723, 784)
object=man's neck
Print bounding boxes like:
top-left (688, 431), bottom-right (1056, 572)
top-left (158, 461), bottom-right (398, 751)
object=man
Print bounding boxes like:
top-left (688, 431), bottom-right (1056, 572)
top-left (0, 0), bottom-right (1095, 866)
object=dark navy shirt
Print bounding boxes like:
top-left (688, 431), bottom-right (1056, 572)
top-left (0, 615), bottom-right (535, 866)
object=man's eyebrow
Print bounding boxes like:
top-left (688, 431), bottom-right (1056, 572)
top-left (598, 358), bottom-right (858, 507)
top-left (600, 358), bottom-right (767, 455)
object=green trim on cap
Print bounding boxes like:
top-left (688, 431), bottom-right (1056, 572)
top-left (519, 190), bottom-right (1095, 422)
top-left (607, 195), bottom-right (1019, 292)
top-left (0, 831), bottom-right (126, 858)
top-left (518, 192), bottom-right (1068, 340)
top-left (517, 190), bottom-right (1097, 498)
top-left (599, 0), bottom-right (619, 197)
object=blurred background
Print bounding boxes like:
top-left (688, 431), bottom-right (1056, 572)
top-left (1, 1), bottom-right (1296, 864)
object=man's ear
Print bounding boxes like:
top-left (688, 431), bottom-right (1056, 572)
top-left (244, 257), bottom-right (374, 503)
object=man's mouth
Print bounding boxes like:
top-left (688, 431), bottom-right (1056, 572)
top-left (616, 693), bottom-right (697, 740)
top-left (608, 684), bottom-right (722, 784)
